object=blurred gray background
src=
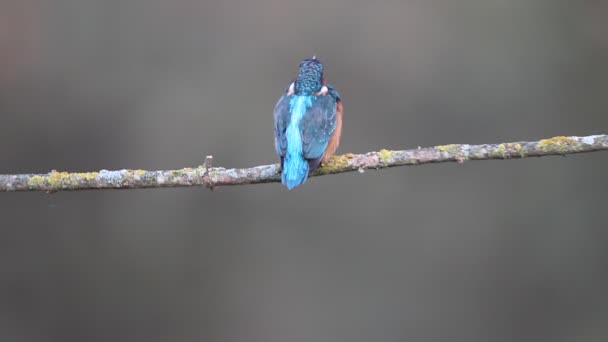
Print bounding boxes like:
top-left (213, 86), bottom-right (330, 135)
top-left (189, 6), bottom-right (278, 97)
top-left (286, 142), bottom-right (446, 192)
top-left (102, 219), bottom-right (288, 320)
top-left (1, 0), bottom-right (607, 341)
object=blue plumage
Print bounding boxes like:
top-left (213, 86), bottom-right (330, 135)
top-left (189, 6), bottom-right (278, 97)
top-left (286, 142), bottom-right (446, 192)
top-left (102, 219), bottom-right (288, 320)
top-left (273, 57), bottom-right (341, 189)
top-left (294, 59), bottom-right (324, 95)
top-left (282, 95), bottom-right (314, 188)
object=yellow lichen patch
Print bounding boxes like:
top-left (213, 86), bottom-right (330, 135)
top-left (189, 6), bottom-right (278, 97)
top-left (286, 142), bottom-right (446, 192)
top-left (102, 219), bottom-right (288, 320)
top-left (318, 154), bottom-right (350, 172)
top-left (28, 175), bottom-right (45, 188)
top-left (167, 168), bottom-right (195, 177)
top-left (537, 136), bottom-right (577, 152)
top-left (513, 143), bottom-right (522, 152)
top-left (76, 172), bottom-right (99, 181)
top-left (206, 168), bottom-right (218, 179)
top-left (489, 144), bottom-right (508, 158)
top-left (435, 144), bottom-right (460, 153)
top-left (436, 144), bottom-right (469, 161)
top-left (378, 149), bottom-right (392, 162)
top-left (511, 143), bottom-right (526, 157)
top-left (125, 170), bottom-right (146, 180)
top-left (436, 144), bottom-right (450, 152)
top-left (48, 171), bottom-right (71, 187)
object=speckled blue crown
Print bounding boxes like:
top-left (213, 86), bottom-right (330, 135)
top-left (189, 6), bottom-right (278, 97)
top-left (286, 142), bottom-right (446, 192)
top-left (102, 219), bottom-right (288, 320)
top-left (295, 58), bottom-right (324, 95)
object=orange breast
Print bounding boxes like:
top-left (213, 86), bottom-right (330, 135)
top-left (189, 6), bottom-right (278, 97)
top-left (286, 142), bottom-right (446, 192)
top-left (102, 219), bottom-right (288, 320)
top-left (322, 100), bottom-right (343, 162)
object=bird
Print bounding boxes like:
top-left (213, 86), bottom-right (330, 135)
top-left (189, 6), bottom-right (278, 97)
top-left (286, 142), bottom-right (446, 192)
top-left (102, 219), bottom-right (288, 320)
top-left (273, 57), bottom-right (343, 189)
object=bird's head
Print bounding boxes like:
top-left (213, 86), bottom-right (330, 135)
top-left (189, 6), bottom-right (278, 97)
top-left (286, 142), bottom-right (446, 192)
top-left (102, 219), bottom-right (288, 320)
top-left (294, 57), bottom-right (324, 95)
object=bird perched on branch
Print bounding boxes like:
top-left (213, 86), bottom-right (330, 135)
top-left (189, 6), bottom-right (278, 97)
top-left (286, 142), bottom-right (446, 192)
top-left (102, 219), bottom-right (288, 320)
top-left (273, 57), bottom-right (343, 189)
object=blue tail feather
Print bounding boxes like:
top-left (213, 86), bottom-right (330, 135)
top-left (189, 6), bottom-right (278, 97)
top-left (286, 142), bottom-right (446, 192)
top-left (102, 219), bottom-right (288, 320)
top-left (279, 95), bottom-right (314, 190)
top-left (282, 154), bottom-right (309, 189)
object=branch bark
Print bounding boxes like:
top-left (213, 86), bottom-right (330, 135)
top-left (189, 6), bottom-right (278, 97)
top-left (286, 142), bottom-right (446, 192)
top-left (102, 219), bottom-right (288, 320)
top-left (1, 134), bottom-right (606, 192)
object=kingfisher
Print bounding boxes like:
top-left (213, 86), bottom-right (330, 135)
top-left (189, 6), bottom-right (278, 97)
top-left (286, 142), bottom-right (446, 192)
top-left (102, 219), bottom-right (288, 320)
top-left (273, 57), bottom-right (343, 189)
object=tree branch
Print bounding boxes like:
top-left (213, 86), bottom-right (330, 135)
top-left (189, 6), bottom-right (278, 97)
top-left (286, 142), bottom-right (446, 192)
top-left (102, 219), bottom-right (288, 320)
top-left (1, 135), bottom-right (606, 192)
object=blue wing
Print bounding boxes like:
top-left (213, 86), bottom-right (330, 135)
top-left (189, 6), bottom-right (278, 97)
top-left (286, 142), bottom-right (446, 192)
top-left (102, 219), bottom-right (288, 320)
top-left (300, 95), bottom-right (337, 163)
top-left (326, 83), bottom-right (341, 101)
top-left (273, 94), bottom-right (291, 158)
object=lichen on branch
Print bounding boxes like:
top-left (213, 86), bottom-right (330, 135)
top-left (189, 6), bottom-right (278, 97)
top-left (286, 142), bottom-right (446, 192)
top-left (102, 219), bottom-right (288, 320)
top-left (1, 134), bottom-right (607, 192)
